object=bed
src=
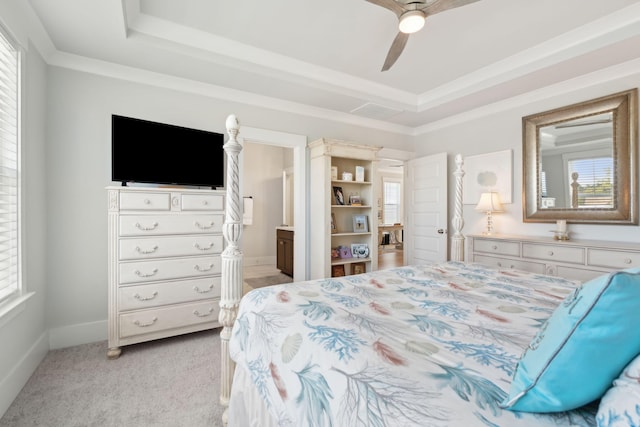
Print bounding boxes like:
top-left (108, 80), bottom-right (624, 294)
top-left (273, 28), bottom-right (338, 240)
top-left (217, 115), bottom-right (640, 426)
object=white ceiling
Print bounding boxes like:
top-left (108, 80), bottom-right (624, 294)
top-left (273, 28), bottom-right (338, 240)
top-left (26, 0), bottom-right (640, 134)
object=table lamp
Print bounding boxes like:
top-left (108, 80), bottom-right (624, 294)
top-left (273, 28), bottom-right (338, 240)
top-left (475, 192), bottom-right (503, 235)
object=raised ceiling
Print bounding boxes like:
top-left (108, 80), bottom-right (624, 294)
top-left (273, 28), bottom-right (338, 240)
top-left (27, 0), bottom-right (640, 134)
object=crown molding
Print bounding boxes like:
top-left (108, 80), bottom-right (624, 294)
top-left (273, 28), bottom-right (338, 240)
top-left (47, 51), bottom-right (415, 135)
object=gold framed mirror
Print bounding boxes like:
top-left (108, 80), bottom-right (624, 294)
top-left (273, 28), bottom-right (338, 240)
top-left (523, 89), bottom-right (638, 224)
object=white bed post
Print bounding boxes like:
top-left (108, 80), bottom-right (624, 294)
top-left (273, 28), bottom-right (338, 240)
top-left (219, 115), bottom-right (243, 424)
top-left (450, 154), bottom-right (465, 261)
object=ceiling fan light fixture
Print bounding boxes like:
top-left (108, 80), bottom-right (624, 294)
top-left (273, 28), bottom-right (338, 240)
top-left (398, 10), bottom-right (425, 34)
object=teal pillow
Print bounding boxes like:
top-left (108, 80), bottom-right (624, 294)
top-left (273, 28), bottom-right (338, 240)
top-left (503, 270), bottom-right (640, 412)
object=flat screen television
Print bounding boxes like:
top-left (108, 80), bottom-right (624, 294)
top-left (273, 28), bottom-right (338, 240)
top-left (112, 115), bottom-right (225, 188)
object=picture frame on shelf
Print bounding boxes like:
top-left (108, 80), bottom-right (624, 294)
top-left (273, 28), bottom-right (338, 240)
top-left (331, 247), bottom-right (339, 259)
top-left (332, 264), bottom-right (346, 277)
top-left (331, 212), bottom-right (338, 233)
top-left (355, 166), bottom-right (365, 182)
top-left (338, 245), bottom-right (352, 258)
top-left (351, 262), bottom-right (366, 275)
top-left (351, 243), bottom-right (369, 259)
top-left (333, 186), bottom-right (345, 205)
top-left (331, 166), bottom-right (338, 181)
top-left (352, 214), bottom-right (369, 233)
top-left (349, 194), bottom-right (362, 206)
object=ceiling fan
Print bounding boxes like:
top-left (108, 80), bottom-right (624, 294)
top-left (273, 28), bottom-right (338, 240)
top-left (366, 0), bottom-right (480, 71)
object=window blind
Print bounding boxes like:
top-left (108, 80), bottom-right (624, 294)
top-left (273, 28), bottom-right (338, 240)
top-left (383, 181), bottom-right (401, 224)
top-left (568, 156), bottom-right (613, 208)
top-left (0, 28), bottom-right (19, 302)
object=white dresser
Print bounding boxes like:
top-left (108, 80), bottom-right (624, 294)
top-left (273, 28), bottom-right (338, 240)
top-left (107, 186), bottom-right (224, 359)
top-left (468, 234), bottom-right (640, 283)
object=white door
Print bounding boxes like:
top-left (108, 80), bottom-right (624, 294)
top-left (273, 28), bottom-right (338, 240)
top-left (404, 152), bottom-right (448, 265)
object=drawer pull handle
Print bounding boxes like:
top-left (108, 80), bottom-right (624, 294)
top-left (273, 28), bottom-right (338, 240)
top-left (497, 262), bottom-right (502, 267)
top-left (624, 258), bottom-right (632, 264)
top-left (548, 251), bottom-right (554, 256)
top-left (135, 268), bottom-right (158, 278)
top-left (194, 263), bottom-right (214, 272)
top-left (135, 222), bottom-right (159, 231)
top-left (492, 245), bottom-right (498, 250)
top-left (195, 221), bottom-right (215, 230)
top-left (144, 199), bottom-right (151, 205)
top-left (134, 317), bottom-right (157, 327)
top-left (193, 307), bottom-right (214, 318)
top-left (194, 242), bottom-right (214, 251)
top-left (135, 245), bottom-right (159, 254)
top-left (194, 284), bottom-right (214, 294)
top-left (202, 200), bottom-right (208, 205)
top-left (134, 291), bottom-right (158, 301)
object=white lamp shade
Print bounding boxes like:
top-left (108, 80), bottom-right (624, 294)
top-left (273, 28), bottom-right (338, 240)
top-left (475, 192), bottom-right (503, 212)
top-left (399, 11), bottom-right (426, 34)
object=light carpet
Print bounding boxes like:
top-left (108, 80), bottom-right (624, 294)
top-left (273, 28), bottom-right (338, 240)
top-left (0, 329), bottom-right (224, 427)
top-left (244, 273), bottom-right (293, 290)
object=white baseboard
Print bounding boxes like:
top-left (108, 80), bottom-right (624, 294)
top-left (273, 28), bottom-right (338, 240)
top-left (0, 331), bottom-right (48, 417)
top-left (49, 319), bottom-right (107, 350)
top-left (244, 256), bottom-right (276, 266)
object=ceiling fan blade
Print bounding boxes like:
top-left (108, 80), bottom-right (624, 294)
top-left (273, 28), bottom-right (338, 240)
top-left (365, 0), bottom-right (406, 17)
top-left (422, 0), bottom-right (480, 16)
top-left (381, 32), bottom-right (410, 71)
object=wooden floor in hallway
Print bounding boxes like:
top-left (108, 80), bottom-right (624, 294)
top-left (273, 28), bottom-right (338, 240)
top-left (378, 249), bottom-right (404, 270)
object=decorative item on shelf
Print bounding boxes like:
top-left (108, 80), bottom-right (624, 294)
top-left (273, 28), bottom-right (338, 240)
top-left (333, 186), bottom-right (345, 205)
top-left (353, 214), bottom-right (369, 233)
top-left (351, 243), bottom-right (369, 258)
top-left (342, 172), bottom-right (353, 181)
top-left (330, 212), bottom-right (338, 233)
top-left (349, 194), bottom-right (362, 206)
top-left (355, 166), bottom-right (365, 182)
top-left (331, 264), bottom-right (346, 277)
top-left (331, 247), bottom-right (339, 259)
top-left (331, 166), bottom-right (338, 181)
top-left (553, 219), bottom-right (570, 241)
top-left (351, 262), bottom-right (366, 275)
top-left (475, 192), bottom-right (503, 235)
top-left (338, 245), bottom-right (352, 258)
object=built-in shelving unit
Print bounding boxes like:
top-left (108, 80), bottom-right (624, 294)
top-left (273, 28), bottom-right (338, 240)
top-left (309, 138), bottom-right (380, 279)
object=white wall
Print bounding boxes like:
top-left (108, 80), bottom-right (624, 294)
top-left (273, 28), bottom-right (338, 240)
top-left (413, 66), bottom-right (640, 247)
top-left (0, 4), bottom-right (49, 417)
top-left (43, 66), bottom-right (412, 346)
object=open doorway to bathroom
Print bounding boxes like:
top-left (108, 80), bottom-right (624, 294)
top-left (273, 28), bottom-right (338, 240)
top-left (242, 141), bottom-right (294, 294)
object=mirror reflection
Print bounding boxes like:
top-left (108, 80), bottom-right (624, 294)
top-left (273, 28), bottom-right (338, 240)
top-left (539, 112), bottom-right (614, 209)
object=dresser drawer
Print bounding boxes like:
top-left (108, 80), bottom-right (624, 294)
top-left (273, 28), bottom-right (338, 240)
top-left (182, 193), bottom-right (224, 211)
top-left (119, 256), bottom-right (221, 284)
top-left (587, 248), bottom-right (640, 270)
top-left (473, 239), bottom-right (520, 257)
top-left (119, 192), bottom-right (171, 211)
top-left (473, 254), bottom-right (546, 274)
top-left (118, 277), bottom-right (221, 311)
top-left (119, 235), bottom-right (223, 260)
top-left (522, 243), bottom-right (584, 264)
top-left (556, 266), bottom-right (608, 283)
top-left (119, 214), bottom-right (223, 236)
top-left (119, 300), bottom-right (220, 338)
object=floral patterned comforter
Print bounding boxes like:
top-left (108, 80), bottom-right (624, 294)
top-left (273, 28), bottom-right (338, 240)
top-left (229, 262), bottom-right (598, 426)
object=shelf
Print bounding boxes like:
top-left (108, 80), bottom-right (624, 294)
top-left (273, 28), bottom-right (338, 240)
top-left (331, 180), bottom-right (372, 185)
top-left (331, 205), bottom-right (371, 208)
top-left (331, 257), bottom-right (371, 266)
top-left (331, 232), bottom-right (371, 237)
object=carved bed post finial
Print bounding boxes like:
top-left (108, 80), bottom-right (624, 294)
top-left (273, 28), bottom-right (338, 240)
top-left (219, 114), bottom-right (243, 425)
top-left (451, 154), bottom-right (465, 261)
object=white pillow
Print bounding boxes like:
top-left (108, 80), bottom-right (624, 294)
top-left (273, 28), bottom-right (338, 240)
top-left (597, 353), bottom-right (640, 427)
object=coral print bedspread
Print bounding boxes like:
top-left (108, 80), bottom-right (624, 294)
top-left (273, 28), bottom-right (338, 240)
top-left (229, 262), bottom-right (597, 426)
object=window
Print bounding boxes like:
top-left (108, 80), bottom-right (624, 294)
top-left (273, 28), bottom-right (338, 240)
top-left (383, 180), bottom-right (401, 225)
top-left (0, 26), bottom-right (20, 304)
top-left (567, 155), bottom-right (614, 208)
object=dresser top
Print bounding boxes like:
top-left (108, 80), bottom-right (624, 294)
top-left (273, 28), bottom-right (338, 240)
top-left (106, 185), bottom-right (224, 194)
top-left (469, 233), bottom-right (640, 251)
